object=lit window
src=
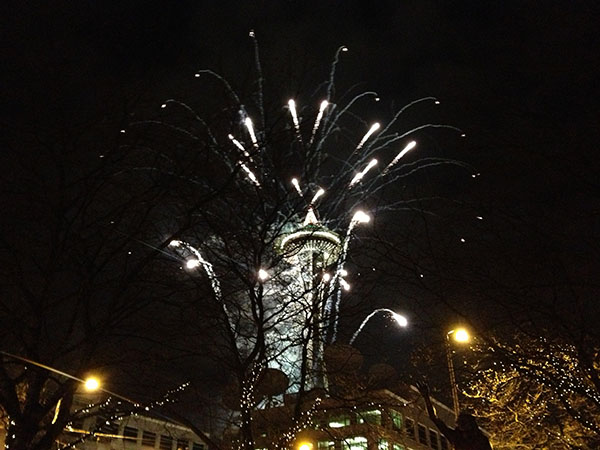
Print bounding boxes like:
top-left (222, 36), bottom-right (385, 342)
top-left (389, 410), bottom-right (402, 430)
top-left (357, 409), bottom-right (381, 425)
top-left (341, 436), bottom-right (367, 450)
top-left (177, 438), bottom-right (190, 450)
top-left (318, 441), bottom-right (335, 450)
top-left (329, 416), bottom-right (351, 428)
top-left (378, 439), bottom-right (388, 450)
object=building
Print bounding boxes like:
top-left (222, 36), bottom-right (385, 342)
top-left (60, 412), bottom-right (208, 450)
top-left (250, 388), bottom-right (455, 450)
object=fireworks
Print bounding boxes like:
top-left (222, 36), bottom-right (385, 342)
top-left (152, 34), bottom-right (466, 397)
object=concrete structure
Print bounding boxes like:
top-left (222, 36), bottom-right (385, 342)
top-left (60, 413), bottom-right (208, 450)
top-left (251, 388), bottom-right (455, 450)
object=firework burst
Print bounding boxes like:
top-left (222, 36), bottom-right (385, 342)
top-left (130, 33), bottom-right (468, 399)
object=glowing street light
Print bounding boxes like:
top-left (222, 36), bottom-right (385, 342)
top-left (298, 442), bottom-right (313, 450)
top-left (446, 327), bottom-right (471, 417)
top-left (452, 328), bottom-right (470, 343)
top-left (84, 377), bottom-right (100, 392)
top-left (349, 308), bottom-right (408, 345)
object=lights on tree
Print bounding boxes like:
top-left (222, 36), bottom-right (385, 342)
top-left (258, 269), bottom-right (269, 281)
top-left (186, 259), bottom-right (201, 269)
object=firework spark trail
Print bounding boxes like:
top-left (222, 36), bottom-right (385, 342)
top-left (318, 91), bottom-right (379, 149)
top-left (228, 134), bottom-right (253, 160)
top-left (228, 132), bottom-right (260, 185)
top-left (159, 99), bottom-right (220, 145)
top-left (310, 91), bottom-right (379, 176)
top-left (377, 97), bottom-right (438, 137)
top-left (349, 308), bottom-right (407, 345)
top-left (382, 141), bottom-right (416, 175)
top-left (248, 30), bottom-right (265, 129)
top-left (325, 211), bottom-right (371, 342)
top-left (194, 70), bottom-right (243, 107)
top-left (309, 100), bottom-right (329, 146)
top-left (349, 158), bottom-right (378, 187)
top-left (291, 178), bottom-right (304, 197)
top-left (169, 240), bottom-right (238, 335)
top-left (287, 99), bottom-right (304, 146)
top-left (310, 188), bottom-right (325, 205)
top-left (369, 124), bottom-right (464, 156)
top-left (244, 117), bottom-right (259, 149)
top-left (326, 46), bottom-right (348, 102)
top-left (351, 122), bottom-right (380, 157)
top-left (240, 162), bottom-right (260, 186)
top-left (157, 47), bottom-right (469, 389)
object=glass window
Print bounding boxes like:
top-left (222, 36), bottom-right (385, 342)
top-left (429, 429), bottom-right (439, 449)
top-left (418, 424), bottom-right (428, 445)
top-left (192, 444), bottom-right (205, 450)
top-left (341, 436), bottom-right (367, 450)
top-left (378, 439), bottom-right (388, 450)
top-left (142, 431), bottom-right (156, 447)
top-left (177, 439), bottom-right (189, 450)
top-left (318, 441), bottom-right (335, 450)
top-left (440, 436), bottom-right (449, 450)
top-left (69, 416), bottom-right (85, 430)
top-left (392, 444), bottom-right (405, 450)
top-left (329, 416), bottom-right (351, 428)
top-left (357, 409), bottom-right (382, 425)
top-left (160, 435), bottom-right (173, 450)
top-left (390, 410), bottom-right (402, 430)
top-left (124, 426), bottom-right (138, 439)
top-left (405, 418), bottom-right (415, 439)
top-left (98, 417), bottom-right (118, 435)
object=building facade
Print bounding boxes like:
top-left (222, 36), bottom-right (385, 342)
top-left (251, 388), bottom-right (455, 450)
top-left (60, 413), bottom-right (207, 450)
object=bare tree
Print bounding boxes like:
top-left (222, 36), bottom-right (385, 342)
top-left (139, 35), bottom-right (467, 450)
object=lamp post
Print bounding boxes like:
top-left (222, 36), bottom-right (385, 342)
top-left (445, 328), bottom-right (470, 417)
top-left (0, 350), bottom-right (136, 404)
top-left (349, 308), bottom-right (408, 345)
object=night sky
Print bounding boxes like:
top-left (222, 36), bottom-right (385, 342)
top-left (2, 0), bottom-right (600, 416)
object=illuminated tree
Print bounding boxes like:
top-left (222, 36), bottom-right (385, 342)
top-left (461, 332), bottom-right (600, 450)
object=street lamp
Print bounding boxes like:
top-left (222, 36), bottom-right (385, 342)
top-left (446, 328), bottom-right (471, 417)
top-left (84, 376), bottom-right (101, 392)
top-left (349, 308), bottom-right (408, 345)
top-left (0, 350), bottom-right (137, 405)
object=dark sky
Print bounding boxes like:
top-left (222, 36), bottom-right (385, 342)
top-left (2, 0), bottom-right (599, 403)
